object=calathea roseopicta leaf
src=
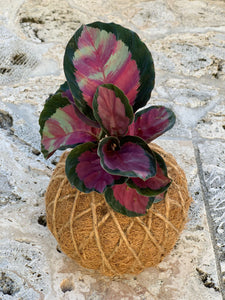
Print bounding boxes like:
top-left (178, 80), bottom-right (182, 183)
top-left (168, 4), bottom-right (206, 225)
top-left (126, 150), bottom-right (171, 196)
top-left (65, 142), bottom-right (126, 193)
top-left (128, 106), bottom-right (176, 142)
top-left (105, 183), bottom-right (155, 216)
top-left (39, 92), bottom-right (100, 158)
top-left (93, 84), bottom-right (133, 136)
top-left (64, 21), bottom-right (155, 120)
top-left (55, 82), bottom-right (100, 128)
top-left (98, 136), bottom-right (156, 179)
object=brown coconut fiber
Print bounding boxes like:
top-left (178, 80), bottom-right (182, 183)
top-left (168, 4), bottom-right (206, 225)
top-left (45, 143), bottom-right (192, 276)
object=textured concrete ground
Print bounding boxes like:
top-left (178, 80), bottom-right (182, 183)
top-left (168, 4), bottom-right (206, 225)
top-left (0, 0), bottom-right (224, 299)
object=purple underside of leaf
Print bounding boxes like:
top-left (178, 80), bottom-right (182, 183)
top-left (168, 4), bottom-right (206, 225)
top-left (42, 104), bottom-right (100, 154)
top-left (77, 148), bottom-right (114, 192)
top-left (127, 159), bottom-right (171, 196)
top-left (62, 89), bottom-right (75, 105)
top-left (67, 143), bottom-right (122, 193)
top-left (130, 172), bottom-right (170, 190)
top-left (93, 84), bottom-right (133, 136)
top-left (128, 106), bottom-right (176, 142)
top-left (99, 136), bottom-right (156, 179)
top-left (73, 26), bottom-right (140, 108)
top-left (111, 184), bottom-right (151, 214)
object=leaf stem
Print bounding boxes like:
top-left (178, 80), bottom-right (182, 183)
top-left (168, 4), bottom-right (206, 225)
top-left (99, 129), bottom-right (106, 140)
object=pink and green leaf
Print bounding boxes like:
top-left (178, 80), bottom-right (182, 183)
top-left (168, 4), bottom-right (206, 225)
top-left (39, 93), bottom-right (100, 158)
top-left (56, 82), bottom-right (100, 128)
top-left (126, 151), bottom-right (171, 196)
top-left (98, 136), bottom-right (156, 179)
top-left (93, 84), bottom-right (133, 136)
top-left (128, 106), bottom-right (176, 142)
top-left (66, 142), bottom-right (126, 193)
top-left (64, 22), bottom-right (155, 120)
top-left (105, 183), bottom-right (155, 216)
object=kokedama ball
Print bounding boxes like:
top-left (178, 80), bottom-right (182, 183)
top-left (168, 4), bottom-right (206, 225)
top-left (45, 143), bottom-right (192, 276)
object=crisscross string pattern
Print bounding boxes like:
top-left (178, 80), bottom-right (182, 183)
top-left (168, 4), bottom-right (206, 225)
top-left (45, 144), bottom-right (192, 276)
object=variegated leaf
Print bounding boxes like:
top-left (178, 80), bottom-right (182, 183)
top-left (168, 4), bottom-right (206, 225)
top-left (64, 22), bottom-right (155, 119)
top-left (98, 136), bottom-right (156, 179)
top-left (39, 93), bottom-right (100, 158)
top-left (105, 183), bottom-right (154, 216)
top-left (93, 84), bottom-right (133, 136)
top-left (128, 106), bottom-right (176, 142)
top-left (66, 143), bottom-right (126, 193)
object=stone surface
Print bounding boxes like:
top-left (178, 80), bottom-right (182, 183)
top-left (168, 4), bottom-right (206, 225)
top-left (196, 100), bottom-right (225, 140)
top-left (0, 0), bottom-right (224, 299)
top-left (198, 140), bottom-right (225, 286)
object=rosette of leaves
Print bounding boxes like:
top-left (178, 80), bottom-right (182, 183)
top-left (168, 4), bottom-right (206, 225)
top-left (39, 22), bottom-right (176, 217)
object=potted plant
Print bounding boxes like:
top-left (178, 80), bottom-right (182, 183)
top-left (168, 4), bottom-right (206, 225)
top-left (39, 22), bottom-right (192, 276)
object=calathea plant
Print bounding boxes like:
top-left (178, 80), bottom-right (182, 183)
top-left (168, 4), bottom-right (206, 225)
top-left (39, 22), bottom-right (176, 217)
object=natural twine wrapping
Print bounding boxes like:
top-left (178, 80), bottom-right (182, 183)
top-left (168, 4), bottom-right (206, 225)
top-left (45, 143), bottom-right (192, 276)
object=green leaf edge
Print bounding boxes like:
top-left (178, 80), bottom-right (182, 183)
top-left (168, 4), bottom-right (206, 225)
top-left (135, 105), bottom-right (176, 131)
top-left (126, 179), bottom-right (171, 197)
top-left (66, 142), bottom-right (98, 193)
top-left (63, 25), bottom-right (96, 122)
top-left (39, 92), bottom-right (70, 134)
top-left (104, 186), bottom-right (155, 217)
top-left (39, 92), bottom-right (72, 158)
